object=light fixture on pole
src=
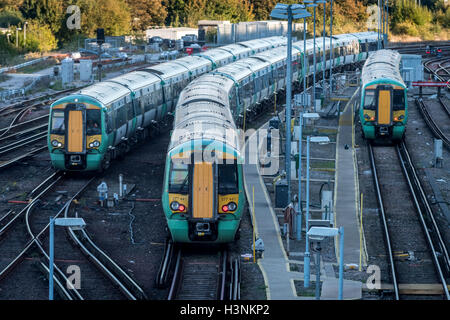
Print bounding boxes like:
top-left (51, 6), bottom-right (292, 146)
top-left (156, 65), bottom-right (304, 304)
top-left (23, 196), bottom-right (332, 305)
top-left (307, 226), bottom-right (344, 300)
top-left (296, 112), bottom-right (319, 241)
top-left (304, 135), bottom-right (330, 288)
top-left (49, 217), bottom-right (86, 300)
top-left (271, 3), bottom-right (311, 207)
top-left (304, 1), bottom-right (318, 112)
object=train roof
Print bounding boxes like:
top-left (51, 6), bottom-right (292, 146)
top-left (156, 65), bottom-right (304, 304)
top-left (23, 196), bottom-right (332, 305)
top-left (172, 55), bottom-right (211, 71)
top-left (107, 71), bottom-right (160, 92)
top-left (169, 77), bottom-right (239, 152)
top-left (361, 49), bottom-right (406, 88)
top-left (76, 80), bottom-right (131, 106)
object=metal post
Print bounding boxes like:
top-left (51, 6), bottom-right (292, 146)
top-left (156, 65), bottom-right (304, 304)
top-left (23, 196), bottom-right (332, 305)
top-left (315, 249), bottom-right (321, 299)
top-left (303, 17), bottom-right (307, 96)
top-left (377, 0), bottom-right (381, 50)
top-left (49, 217), bottom-right (54, 300)
top-left (338, 226), bottom-right (344, 300)
top-left (386, 0), bottom-right (389, 45)
top-left (322, 1), bottom-right (326, 92)
top-left (286, 5), bottom-right (293, 205)
top-left (16, 28), bottom-right (18, 48)
top-left (304, 136), bottom-right (311, 287)
top-left (24, 22), bottom-right (27, 45)
top-left (329, 0), bottom-right (333, 94)
top-left (297, 112), bottom-right (303, 240)
top-left (313, 5), bottom-right (317, 111)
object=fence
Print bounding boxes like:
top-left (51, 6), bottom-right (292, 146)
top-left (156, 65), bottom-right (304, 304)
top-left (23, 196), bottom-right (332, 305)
top-left (0, 56), bottom-right (50, 75)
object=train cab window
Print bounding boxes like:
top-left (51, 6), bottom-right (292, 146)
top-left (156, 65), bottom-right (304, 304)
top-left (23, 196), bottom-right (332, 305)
top-left (51, 111), bottom-right (65, 134)
top-left (393, 90), bottom-right (405, 110)
top-left (218, 164), bottom-right (238, 194)
top-left (363, 90), bottom-right (376, 110)
top-left (169, 162), bottom-right (189, 194)
top-left (86, 109), bottom-right (101, 135)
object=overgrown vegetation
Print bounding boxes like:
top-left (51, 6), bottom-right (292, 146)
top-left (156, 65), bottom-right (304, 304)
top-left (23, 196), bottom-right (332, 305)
top-left (0, 0), bottom-right (448, 67)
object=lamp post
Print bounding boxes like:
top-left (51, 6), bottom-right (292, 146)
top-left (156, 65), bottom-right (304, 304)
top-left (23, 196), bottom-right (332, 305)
top-left (304, 1), bottom-right (318, 112)
top-left (316, 0), bottom-right (327, 95)
top-left (49, 217), bottom-right (86, 300)
top-left (16, 27), bottom-right (21, 48)
top-left (271, 3), bottom-right (311, 207)
top-left (329, 0), bottom-right (333, 94)
top-left (304, 135), bottom-right (330, 288)
top-left (296, 112), bottom-right (319, 241)
top-left (307, 226), bottom-right (344, 300)
top-left (23, 21), bottom-right (28, 46)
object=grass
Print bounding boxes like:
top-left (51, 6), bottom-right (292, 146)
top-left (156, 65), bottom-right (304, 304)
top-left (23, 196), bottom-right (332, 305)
top-left (16, 58), bottom-right (57, 74)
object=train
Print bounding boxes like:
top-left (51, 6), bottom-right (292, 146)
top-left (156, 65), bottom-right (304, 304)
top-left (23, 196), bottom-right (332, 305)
top-left (47, 36), bottom-right (288, 172)
top-left (360, 49), bottom-right (408, 141)
top-left (162, 31), bottom-right (380, 243)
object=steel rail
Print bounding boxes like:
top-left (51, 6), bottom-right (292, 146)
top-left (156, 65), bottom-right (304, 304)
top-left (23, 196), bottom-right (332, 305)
top-left (438, 97), bottom-right (450, 118)
top-left (368, 143), bottom-right (400, 300)
top-left (0, 123), bottom-right (48, 143)
top-left (0, 114), bottom-right (48, 135)
top-left (397, 141), bottom-right (450, 299)
top-left (0, 132), bottom-right (47, 156)
top-left (415, 98), bottom-right (450, 149)
top-left (63, 201), bottom-right (147, 300)
top-left (25, 199), bottom-right (83, 300)
top-left (0, 146), bottom-right (48, 170)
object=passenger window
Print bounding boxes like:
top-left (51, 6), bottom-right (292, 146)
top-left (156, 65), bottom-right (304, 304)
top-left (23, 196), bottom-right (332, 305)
top-left (106, 110), bottom-right (114, 133)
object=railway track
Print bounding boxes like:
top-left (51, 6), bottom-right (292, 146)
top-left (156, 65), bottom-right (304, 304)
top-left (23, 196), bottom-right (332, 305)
top-left (0, 172), bottom-right (147, 300)
top-left (157, 242), bottom-right (240, 300)
top-left (368, 141), bottom-right (450, 300)
top-left (415, 97), bottom-right (450, 149)
top-left (423, 58), bottom-right (450, 89)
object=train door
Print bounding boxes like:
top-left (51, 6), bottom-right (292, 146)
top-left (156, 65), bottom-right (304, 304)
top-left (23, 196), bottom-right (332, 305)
top-left (125, 95), bottom-right (134, 138)
top-left (376, 86), bottom-right (392, 127)
top-left (66, 107), bottom-right (85, 154)
top-left (192, 162), bottom-right (215, 219)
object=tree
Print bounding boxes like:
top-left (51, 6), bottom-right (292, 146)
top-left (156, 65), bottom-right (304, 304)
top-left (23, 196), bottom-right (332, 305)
top-left (126, 0), bottom-right (167, 30)
top-left (20, 0), bottom-right (64, 34)
top-left (75, 0), bottom-right (131, 37)
top-left (20, 20), bottom-right (57, 52)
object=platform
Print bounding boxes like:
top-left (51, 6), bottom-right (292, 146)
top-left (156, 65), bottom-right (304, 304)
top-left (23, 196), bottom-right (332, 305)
top-left (333, 88), bottom-right (367, 268)
top-left (243, 104), bottom-right (364, 299)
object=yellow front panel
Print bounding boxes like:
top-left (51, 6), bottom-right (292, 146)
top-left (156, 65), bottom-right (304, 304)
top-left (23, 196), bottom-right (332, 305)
top-left (193, 162), bottom-right (213, 219)
top-left (68, 110), bottom-right (83, 153)
top-left (377, 90), bottom-right (391, 125)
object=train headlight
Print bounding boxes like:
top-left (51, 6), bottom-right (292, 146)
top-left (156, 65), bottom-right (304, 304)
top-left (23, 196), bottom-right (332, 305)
top-left (227, 202), bottom-right (237, 211)
top-left (52, 140), bottom-right (62, 148)
top-left (170, 201), bottom-right (180, 211)
top-left (89, 140), bottom-right (100, 148)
